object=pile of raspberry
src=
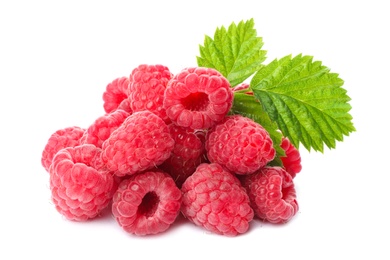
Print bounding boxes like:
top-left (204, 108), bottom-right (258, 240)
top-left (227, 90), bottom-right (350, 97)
top-left (41, 64), bottom-right (302, 236)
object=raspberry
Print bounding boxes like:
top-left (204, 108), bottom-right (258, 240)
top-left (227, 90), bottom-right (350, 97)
top-left (41, 126), bottom-right (85, 172)
top-left (205, 115), bottom-right (275, 175)
top-left (101, 110), bottom-right (175, 176)
top-left (280, 137), bottom-right (302, 178)
top-left (241, 166), bottom-right (299, 224)
top-left (159, 124), bottom-right (206, 187)
top-left (102, 76), bottom-right (132, 114)
top-left (128, 64), bottom-right (173, 122)
top-left (80, 109), bottom-right (130, 148)
top-left (49, 144), bottom-right (115, 221)
top-left (112, 170), bottom-right (182, 236)
top-left (181, 163), bottom-right (254, 236)
top-left (163, 67), bottom-right (233, 130)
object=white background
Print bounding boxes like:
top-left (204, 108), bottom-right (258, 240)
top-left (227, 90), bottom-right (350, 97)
top-left (1, 0), bottom-right (388, 259)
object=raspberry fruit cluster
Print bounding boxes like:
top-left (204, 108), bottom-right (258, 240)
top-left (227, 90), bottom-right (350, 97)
top-left (41, 64), bottom-right (302, 236)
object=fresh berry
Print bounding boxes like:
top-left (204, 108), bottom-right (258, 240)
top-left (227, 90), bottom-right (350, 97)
top-left (49, 144), bottom-right (115, 221)
top-left (41, 126), bottom-right (85, 172)
top-left (102, 76), bottom-right (132, 114)
top-left (205, 115), bottom-right (275, 175)
top-left (112, 170), bottom-right (182, 236)
top-left (163, 67), bottom-right (233, 130)
top-left (101, 110), bottom-right (175, 176)
top-left (159, 124), bottom-right (206, 187)
top-left (181, 163), bottom-right (254, 236)
top-left (241, 166), bottom-right (299, 224)
top-left (80, 109), bottom-right (130, 148)
top-left (280, 137), bottom-right (302, 178)
top-left (128, 64), bottom-right (172, 122)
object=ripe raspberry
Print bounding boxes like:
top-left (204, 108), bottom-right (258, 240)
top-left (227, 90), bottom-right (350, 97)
top-left (163, 67), bottom-right (233, 130)
top-left (49, 144), bottom-right (115, 221)
top-left (241, 166), bottom-right (299, 224)
top-left (159, 124), bottom-right (206, 187)
top-left (41, 126), bottom-right (85, 172)
top-left (280, 137), bottom-right (302, 178)
top-left (181, 163), bottom-right (254, 236)
top-left (205, 115), bottom-right (275, 175)
top-left (112, 170), bottom-right (182, 236)
top-left (102, 76), bottom-right (132, 114)
top-left (101, 110), bottom-right (175, 176)
top-left (80, 109), bottom-right (130, 148)
top-left (128, 64), bottom-right (172, 122)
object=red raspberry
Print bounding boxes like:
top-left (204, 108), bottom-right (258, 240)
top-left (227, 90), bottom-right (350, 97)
top-left (49, 144), bottom-right (115, 221)
top-left (41, 126), bottom-right (85, 172)
top-left (159, 124), bottom-right (206, 187)
top-left (128, 64), bottom-right (173, 122)
top-left (163, 67), bottom-right (233, 130)
top-left (280, 137), bottom-right (302, 178)
top-left (112, 171), bottom-right (182, 236)
top-left (102, 76), bottom-right (132, 114)
top-left (205, 115), bottom-right (275, 175)
top-left (101, 111), bottom-right (175, 176)
top-left (181, 163), bottom-right (254, 236)
top-left (80, 109), bottom-right (130, 148)
top-left (241, 166), bottom-right (299, 224)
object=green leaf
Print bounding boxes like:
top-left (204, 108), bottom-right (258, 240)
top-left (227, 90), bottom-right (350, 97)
top-left (197, 18), bottom-right (267, 87)
top-left (251, 54), bottom-right (356, 152)
top-left (231, 93), bottom-right (285, 163)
